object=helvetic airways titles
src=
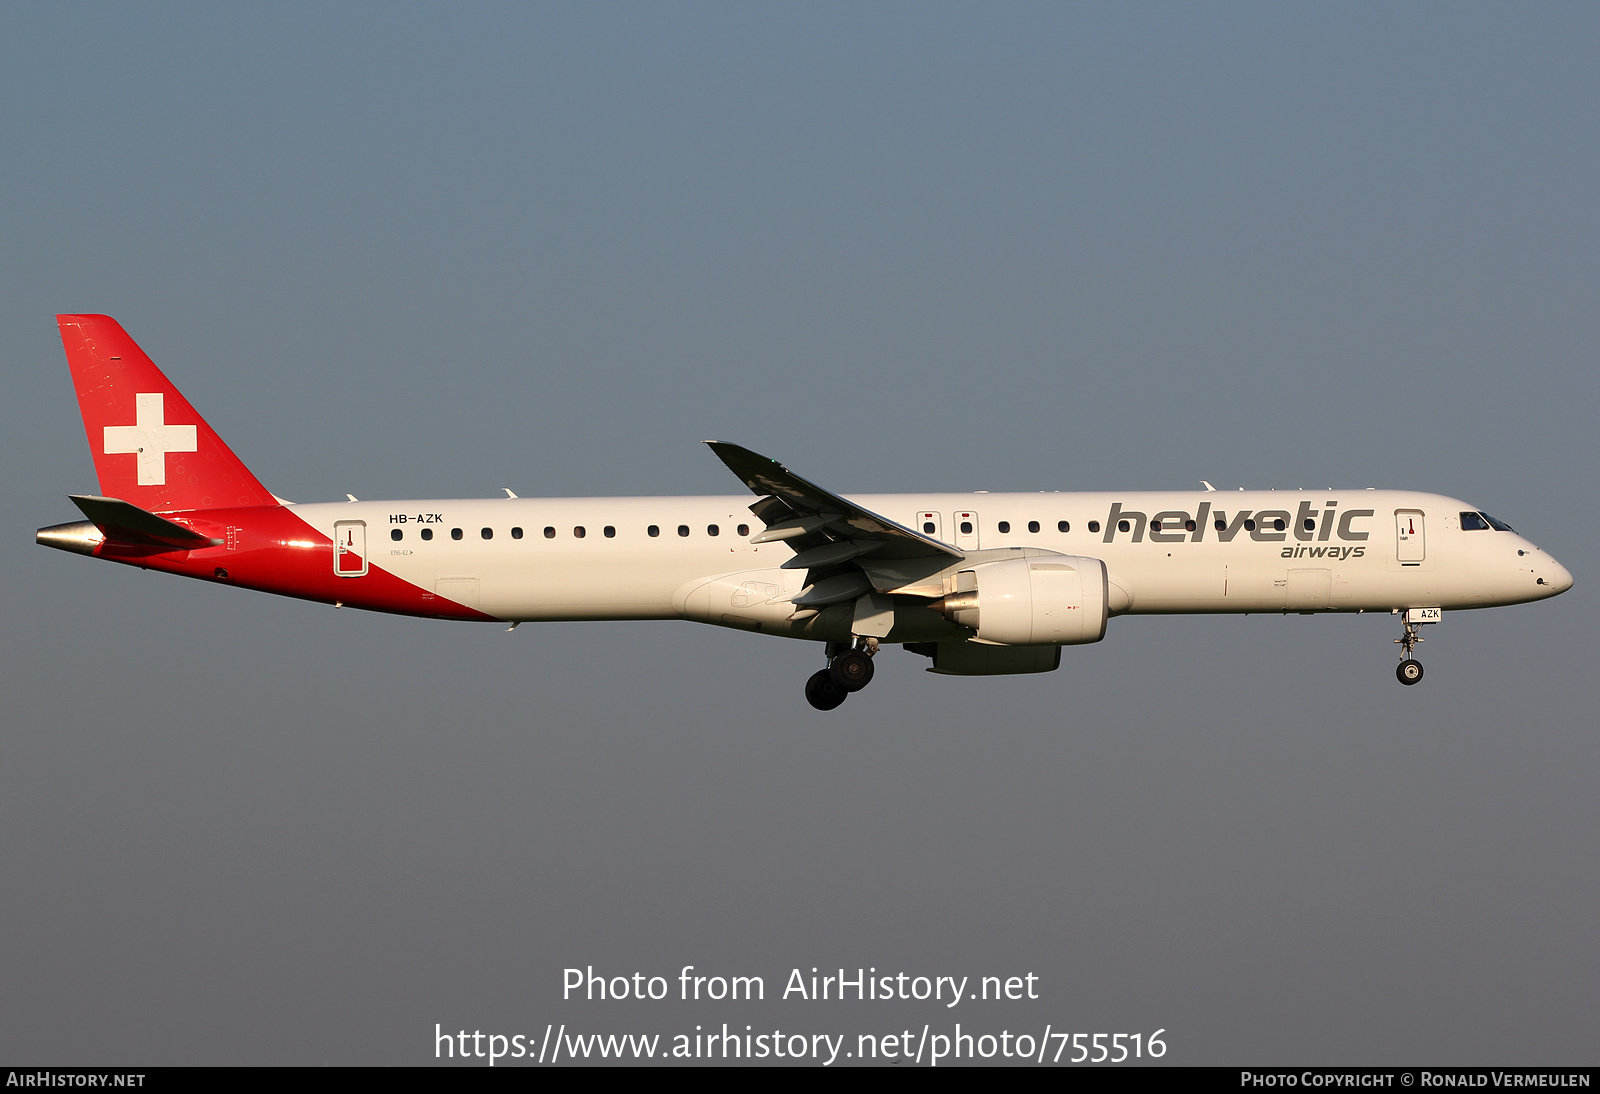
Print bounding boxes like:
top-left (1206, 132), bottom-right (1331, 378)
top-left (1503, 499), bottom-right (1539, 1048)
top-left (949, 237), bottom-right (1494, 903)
top-left (563, 966), bottom-right (1039, 1006)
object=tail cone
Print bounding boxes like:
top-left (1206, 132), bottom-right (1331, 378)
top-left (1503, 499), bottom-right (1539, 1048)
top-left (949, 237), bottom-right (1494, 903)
top-left (37, 520), bottom-right (104, 556)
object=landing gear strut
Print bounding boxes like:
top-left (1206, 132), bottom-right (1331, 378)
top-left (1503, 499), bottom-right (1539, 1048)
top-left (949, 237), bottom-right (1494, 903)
top-left (804, 639), bottom-right (879, 710)
top-left (1395, 615), bottom-right (1425, 686)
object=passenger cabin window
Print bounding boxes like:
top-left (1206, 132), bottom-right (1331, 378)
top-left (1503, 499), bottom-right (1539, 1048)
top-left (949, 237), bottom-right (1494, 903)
top-left (923, 522), bottom-right (935, 534)
top-left (604, 526), bottom-right (616, 538)
top-left (1057, 521), bottom-right (1068, 533)
top-left (678, 525), bottom-right (690, 537)
top-left (1274, 518), bottom-right (1286, 531)
top-left (1150, 520), bottom-right (1161, 532)
top-left (574, 526), bottom-right (586, 539)
top-left (1244, 519), bottom-right (1257, 531)
top-left (1303, 518), bottom-right (1315, 531)
top-left (1029, 521), bottom-right (1040, 533)
top-left (1118, 520), bottom-right (1130, 533)
top-left (707, 525), bottom-right (719, 536)
top-left (1460, 512), bottom-right (1489, 530)
top-left (1185, 520), bottom-right (1196, 532)
top-left (544, 526), bottom-right (556, 539)
top-left (420, 528), bottom-right (433, 541)
top-left (511, 527), bottom-right (523, 539)
top-left (648, 525), bottom-right (660, 537)
top-left (960, 521), bottom-right (973, 534)
top-left (481, 527), bottom-right (493, 540)
top-left (737, 524), bottom-right (749, 536)
top-left (391, 529), bottom-right (402, 541)
top-left (451, 528), bottom-right (463, 540)
top-left (997, 521), bottom-right (1011, 534)
top-left (1088, 521), bottom-right (1100, 533)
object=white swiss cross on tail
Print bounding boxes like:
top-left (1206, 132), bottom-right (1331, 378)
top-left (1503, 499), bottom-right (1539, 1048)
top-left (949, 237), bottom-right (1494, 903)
top-left (103, 393), bottom-right (198, 486)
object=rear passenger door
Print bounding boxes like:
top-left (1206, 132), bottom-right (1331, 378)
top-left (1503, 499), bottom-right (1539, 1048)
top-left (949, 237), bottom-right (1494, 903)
top-left (334, 520), bottom-right (367, 577)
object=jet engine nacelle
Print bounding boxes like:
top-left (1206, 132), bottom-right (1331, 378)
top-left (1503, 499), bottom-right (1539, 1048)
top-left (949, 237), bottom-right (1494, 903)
top-left (932, 555), bottom-right (1109, 646)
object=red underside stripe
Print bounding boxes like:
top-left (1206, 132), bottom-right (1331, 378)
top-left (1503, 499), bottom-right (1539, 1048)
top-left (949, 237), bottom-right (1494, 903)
top-left (94, 505), bottom-right (497, 621)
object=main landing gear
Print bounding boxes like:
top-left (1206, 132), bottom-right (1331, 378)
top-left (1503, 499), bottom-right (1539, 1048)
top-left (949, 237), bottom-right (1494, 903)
top-left (805, 639), bottom-right (878, 711)
top-left (1395, 615), bottom-right (1425, 686)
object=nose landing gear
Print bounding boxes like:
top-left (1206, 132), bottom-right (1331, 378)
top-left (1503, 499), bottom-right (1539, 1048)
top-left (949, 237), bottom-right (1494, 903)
top-left (1393, 610), bottom-right (1434, 686)
top-left (804, 639), bottom-right (879, 710)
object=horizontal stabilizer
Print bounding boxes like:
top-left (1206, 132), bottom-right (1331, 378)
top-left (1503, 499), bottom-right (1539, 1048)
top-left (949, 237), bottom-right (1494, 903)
top-left (69, 494), bottom-right (220, 548)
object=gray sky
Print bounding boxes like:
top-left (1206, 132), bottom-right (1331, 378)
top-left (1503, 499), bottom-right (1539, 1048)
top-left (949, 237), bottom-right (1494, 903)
top-left (3, 2), bottom-right (1596, 1065)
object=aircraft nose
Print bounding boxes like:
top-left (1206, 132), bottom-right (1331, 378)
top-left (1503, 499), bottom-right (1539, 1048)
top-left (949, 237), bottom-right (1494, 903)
top-left (1543, 556), bottom-right (1574, 595)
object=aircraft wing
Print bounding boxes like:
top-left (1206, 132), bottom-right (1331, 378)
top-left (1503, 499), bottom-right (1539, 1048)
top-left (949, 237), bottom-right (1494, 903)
top-left (706, 442), bottom-right (961, 561)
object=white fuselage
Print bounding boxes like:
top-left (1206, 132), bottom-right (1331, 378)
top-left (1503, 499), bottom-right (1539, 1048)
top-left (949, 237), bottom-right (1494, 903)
top-left (292, 490), bottom-right (1571, 640)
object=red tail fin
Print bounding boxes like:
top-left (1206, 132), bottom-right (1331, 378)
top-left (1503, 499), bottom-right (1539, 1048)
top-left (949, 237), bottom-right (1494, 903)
top-left (57, 315), bottom-right (276, 513)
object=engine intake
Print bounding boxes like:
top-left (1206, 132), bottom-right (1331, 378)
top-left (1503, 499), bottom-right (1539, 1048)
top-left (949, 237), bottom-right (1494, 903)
top-left (931, 555), bottom-right (1108, 646)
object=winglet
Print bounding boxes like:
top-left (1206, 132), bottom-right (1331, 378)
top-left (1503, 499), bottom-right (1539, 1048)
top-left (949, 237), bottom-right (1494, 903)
top-left (704, 440), bottom-right (795, 496)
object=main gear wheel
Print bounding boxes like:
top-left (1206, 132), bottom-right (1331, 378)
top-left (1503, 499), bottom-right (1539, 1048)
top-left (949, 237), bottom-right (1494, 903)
top-left (805, 669), bottom-right (848, 710)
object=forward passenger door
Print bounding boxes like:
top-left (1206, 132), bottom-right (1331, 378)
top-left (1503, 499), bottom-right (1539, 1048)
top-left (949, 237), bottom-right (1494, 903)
top-left (1395, 510), bottom-right (1425, 565)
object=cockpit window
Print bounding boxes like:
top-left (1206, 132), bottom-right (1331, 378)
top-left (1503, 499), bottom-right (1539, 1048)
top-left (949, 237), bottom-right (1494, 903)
top-left (1460, 512), bottom-right (1489, 531)
top-left (1481, 512), bottom-right (1516, 532)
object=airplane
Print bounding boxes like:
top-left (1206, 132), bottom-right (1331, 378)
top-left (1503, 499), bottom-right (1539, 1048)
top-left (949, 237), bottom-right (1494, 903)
top-left (37, 314), bottom-right (1574, 710)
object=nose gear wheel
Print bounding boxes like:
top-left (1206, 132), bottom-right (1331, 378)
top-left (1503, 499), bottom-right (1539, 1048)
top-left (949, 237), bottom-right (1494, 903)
top-left (1394, 617), bottom-right (1425, 686)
